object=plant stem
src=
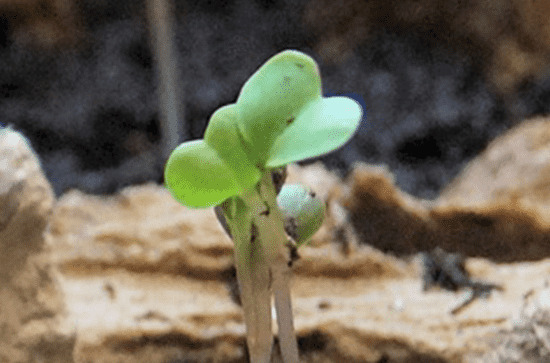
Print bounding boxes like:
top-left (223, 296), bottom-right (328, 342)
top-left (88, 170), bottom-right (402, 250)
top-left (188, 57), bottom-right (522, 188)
top-left (223, 195), bottom-right (273, 363)
top-left (223, 173), bottom-right (299, 363)
top-left (255, 173), bottom-right (299, 363)
top-left (272, 261), bottom-right (299, 362)
top-left (233, 233), bottom-right (273, 363)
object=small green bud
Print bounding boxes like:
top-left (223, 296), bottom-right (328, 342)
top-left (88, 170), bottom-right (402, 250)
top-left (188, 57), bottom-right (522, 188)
top-left (277, 184), bottom-right (325, 246)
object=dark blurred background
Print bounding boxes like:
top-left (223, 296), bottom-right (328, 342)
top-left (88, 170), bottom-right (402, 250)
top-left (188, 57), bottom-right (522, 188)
top-left (1, 0), bottom-right (550, 199)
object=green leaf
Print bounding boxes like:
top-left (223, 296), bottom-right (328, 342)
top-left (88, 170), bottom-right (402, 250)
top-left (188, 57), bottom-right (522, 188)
top-left (164, 140), bottom-right (240, 208)
top-left (204, 104), bottom-right (261, 190)
top-left (277, 184), bottom-right (325, 246)
top-left (236, 50), bottom-right (322, 165)
top-left (266, 96), bottom-right (362, 168)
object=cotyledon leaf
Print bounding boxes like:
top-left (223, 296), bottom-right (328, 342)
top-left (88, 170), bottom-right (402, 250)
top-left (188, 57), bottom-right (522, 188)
top-left (266, 96), bottom-right (362, 168)
top-left (204, 104), bottom-right (261, 191)
top-left (164, 139), bottom-right (240, 208)
top-left (236, 50), bottom-right (321, 166)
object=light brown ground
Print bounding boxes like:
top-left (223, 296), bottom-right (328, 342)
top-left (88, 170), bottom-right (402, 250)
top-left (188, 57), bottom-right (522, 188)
top-left (45, 117), bottom-right (550, 362)
top-left (4, 117), bottom-right (550, 362)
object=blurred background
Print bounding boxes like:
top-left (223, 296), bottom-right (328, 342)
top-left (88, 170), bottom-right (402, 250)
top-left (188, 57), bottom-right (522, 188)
top-left (1, 0), bottom-right (550, 199)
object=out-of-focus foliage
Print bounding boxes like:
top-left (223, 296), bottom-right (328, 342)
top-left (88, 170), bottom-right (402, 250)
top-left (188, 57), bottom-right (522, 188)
top-left (0, 0), bottom-right (549, 199)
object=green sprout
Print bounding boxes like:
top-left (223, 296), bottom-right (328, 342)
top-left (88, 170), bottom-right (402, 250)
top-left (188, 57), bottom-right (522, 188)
top-left (164, 49), bottom-right (362, 363)
top-left (277, 184), bottom-right (325, 247)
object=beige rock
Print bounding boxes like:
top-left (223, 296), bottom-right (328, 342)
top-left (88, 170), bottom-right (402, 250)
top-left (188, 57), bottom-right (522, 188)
top-left (341, 118), bottom-right (550, 262)
top-left (0, 128), bottom-right (74, 363)
top-left (440, 117), bottom-right (550, 208)
top-left (434, 117), bottom-right (550, 261)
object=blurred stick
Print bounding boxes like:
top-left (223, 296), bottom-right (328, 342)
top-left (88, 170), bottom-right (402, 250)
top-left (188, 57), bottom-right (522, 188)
top-left (146, 0), bottom-right (184, 159)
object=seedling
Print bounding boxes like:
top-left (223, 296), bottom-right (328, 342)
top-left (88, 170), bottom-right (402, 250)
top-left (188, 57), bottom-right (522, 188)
top-left (165, 50), bottom-right (362, 362)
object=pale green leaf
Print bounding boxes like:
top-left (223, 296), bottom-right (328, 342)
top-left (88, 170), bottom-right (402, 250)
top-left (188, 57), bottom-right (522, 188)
top-left (164, 140), bottom-right (239, 208)
top-left (204, 104), bottom-right (261, 189)
top-left (236, 50), bottom-right (321, 165)
top-left (266, 96), bottom-right (362, 168)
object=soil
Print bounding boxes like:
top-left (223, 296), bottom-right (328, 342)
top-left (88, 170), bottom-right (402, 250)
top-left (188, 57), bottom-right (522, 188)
top-left (5, 117), bottom-right (544, 362)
